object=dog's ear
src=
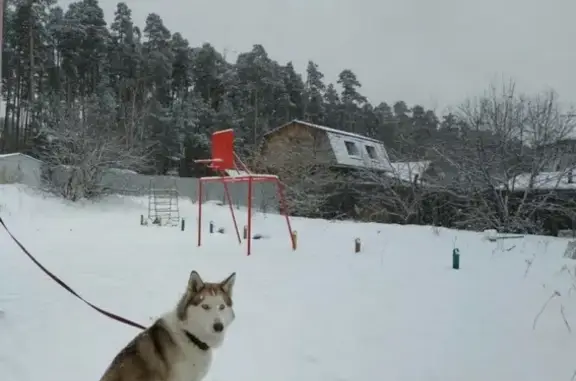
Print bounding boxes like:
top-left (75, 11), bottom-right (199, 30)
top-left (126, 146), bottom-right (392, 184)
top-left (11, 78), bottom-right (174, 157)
top-left (220, 272), bottom-right (236, 297)
top-left (188, 270), bottom-right (205, 293)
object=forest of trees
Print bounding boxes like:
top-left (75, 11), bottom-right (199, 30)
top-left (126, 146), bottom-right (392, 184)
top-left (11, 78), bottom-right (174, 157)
top-left (0, 0), bottom-right (448, 170)
top-left (2, 0), bottom-right (576, 234)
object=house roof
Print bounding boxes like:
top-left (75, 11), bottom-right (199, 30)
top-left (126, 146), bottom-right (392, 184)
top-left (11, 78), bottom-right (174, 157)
top-left (0, 152), bottom-right (43, 164)
top-left (386, 161), bottom-right (432, 183)
top-left (506, 170), bottom-right (576, 191)
top-left (263, 119), bottom-right (383, 144)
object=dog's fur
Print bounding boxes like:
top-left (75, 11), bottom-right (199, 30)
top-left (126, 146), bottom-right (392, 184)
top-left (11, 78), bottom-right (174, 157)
top-left (99, 270), bottom-right (236, 381)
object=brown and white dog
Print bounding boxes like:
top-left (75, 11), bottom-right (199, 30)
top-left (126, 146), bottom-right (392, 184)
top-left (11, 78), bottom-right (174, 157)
top-left (99, 270), bottom-right (236, 381)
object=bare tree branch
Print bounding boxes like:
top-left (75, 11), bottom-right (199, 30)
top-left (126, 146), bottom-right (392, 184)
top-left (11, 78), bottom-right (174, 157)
top-left (253, 146), bottom-right (344, 217)
top-left (431, 80), bottom-right (576, 233)
top-left (353, 159), bottom-right (432, 224)
top-left (37, 99), bottom-right (153, 201)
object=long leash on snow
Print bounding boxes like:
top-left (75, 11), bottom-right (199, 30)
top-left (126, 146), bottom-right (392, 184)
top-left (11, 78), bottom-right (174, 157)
top-left (0, 216), bottom-right (146, 330)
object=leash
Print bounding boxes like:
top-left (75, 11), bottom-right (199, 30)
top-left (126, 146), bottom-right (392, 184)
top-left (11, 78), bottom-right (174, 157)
top-left (0, 216), bottom-right (146, 330)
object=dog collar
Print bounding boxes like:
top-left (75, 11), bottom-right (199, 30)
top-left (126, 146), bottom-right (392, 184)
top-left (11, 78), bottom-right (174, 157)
top-left (183, 330), bottom-right (210, 351)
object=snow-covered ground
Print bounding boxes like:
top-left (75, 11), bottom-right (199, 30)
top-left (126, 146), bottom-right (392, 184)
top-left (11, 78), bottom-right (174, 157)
top-left (1, 184), bottom-right (576, 381)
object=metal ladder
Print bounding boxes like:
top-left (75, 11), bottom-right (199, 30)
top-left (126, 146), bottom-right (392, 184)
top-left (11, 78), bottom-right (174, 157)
top-left (147, 180), bottom-right (180, 226)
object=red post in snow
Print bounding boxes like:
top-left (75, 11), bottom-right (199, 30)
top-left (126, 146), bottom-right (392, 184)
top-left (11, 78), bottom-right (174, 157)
top-left (0, 0), bottom-right (4, 100)
top-left (246, 175), bottom-right (253, 255)
top-left (197, 179), bottom-right (203, 247)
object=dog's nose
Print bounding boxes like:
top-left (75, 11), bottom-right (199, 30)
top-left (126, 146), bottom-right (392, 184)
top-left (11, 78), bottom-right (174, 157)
top-left (213, 322), bottom-right (224, 332)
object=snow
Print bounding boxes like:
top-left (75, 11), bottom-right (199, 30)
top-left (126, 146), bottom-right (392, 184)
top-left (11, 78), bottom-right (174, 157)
top-left (106, 168), bottom-right (139, 175)
top-left (327, 131), bottom-right (392, 171)
top-left (509, 170), bottom-right (576, 190)
top-left (268, 119), bottom-right (383, 144)
top-left (0, 153), bottom-right (42, 163)
top-left (387, 160), bottom-right (431, 183)
top-left (1, 183), bottom-right (576, 381)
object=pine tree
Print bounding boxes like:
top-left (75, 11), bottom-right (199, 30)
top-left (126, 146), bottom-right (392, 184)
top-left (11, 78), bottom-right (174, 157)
top-left (0, 0), bottom-right (446, 171)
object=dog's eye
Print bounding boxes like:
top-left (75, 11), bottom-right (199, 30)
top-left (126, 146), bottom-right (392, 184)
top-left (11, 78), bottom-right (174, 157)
top-left (218, 304), bottom-right (226, 310)
top-left (201, 304), bottom-right (211, 310)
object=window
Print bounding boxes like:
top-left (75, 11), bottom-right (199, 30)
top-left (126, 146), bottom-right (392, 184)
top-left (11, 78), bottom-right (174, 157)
top-left (344, 141), bottom-right (360, 156)
top-left (365, 145), bottom-right (377, 159)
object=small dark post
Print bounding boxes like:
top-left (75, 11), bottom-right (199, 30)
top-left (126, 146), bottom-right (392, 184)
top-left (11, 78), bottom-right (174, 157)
top-left (354, 238), bottom-right (361, 253)
top-left (243, 225), bottom-right (248, 240)
top-left (209, 221), bottom-right (214, 234)
top-left (452, 248), bottom-right (460, 270)
top-left (140, 215), bottom-right (144, 225)
top-left (181, 218), bottom-right (185, 231)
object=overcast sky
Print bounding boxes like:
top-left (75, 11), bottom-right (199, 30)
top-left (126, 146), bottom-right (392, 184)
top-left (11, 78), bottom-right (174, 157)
top-left (60, 0), bottom-right (576, 114)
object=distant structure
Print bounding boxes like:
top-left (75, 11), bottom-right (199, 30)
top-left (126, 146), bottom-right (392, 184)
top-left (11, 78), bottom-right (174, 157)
top-left (0, 153), bottom-right (43, 188)
top-left (146, 179), bottom-right (180, 226)
top-left (259, 120), bottom-right (393, 172)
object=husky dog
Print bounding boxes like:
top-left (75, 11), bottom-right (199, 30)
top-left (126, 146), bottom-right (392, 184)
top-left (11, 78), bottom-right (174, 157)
top-left (99, 270), bottom-right (236, 381)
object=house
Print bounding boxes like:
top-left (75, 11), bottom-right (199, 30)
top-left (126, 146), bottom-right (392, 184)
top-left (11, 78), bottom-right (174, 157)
top-left (537, 138), bottom-right (576, 172)
top-left (259, 120), bottom-right (393, 172)
top-left (507, 137), bottom-right (576, 191)
top-left (385, 161), bottom-right (444, 185)
top-left (0, 153), bottom-right (44, 188)
top-left (506, 169), bottom-right (576, 192)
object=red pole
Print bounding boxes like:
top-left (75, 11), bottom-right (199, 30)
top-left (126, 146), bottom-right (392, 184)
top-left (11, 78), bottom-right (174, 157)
top-left (247, 176), bottom-right (253, 256)
top-left (276, 180), bottom-right (295, 249)
top-left (0, 0), bottom-right (4, 106)
top-left (197, 179), bottom-right (203, 247)
top-left (222, 178), bottom-right (241, 244)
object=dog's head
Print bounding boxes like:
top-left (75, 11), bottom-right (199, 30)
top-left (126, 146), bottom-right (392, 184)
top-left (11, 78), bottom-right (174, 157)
top-left (176, 270), bottom-right (236, 348)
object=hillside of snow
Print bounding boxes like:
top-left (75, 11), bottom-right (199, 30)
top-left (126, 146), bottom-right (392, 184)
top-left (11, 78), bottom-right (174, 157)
top-left (1, 184), bottom-right (576, 381)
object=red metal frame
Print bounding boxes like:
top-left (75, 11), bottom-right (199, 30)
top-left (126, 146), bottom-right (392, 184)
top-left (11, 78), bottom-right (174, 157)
top-left (195, 129), bottom-right (295, 256)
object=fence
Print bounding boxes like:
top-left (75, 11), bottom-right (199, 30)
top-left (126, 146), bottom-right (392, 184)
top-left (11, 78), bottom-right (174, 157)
top-left (100, 171), bottom-right (280, 213)
top-left (0, 154), bottom-right (281, 213)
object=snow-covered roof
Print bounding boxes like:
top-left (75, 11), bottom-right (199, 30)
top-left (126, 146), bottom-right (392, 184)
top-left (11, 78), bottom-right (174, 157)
top-left (106, 168), bottom-right (138, 175)
top-left (264, 119), bottom-right (383, 144)
top-left (0, 153), bottom-right (44, 164)
top-left (386, 161), bottom-right (432, 183)
top-left (327, 133), bottom-right (393, 171)
top-left (507, 170), bottom-right (576, 191)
